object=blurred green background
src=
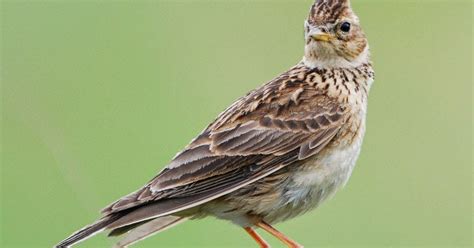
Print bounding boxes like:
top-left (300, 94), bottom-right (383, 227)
top-left (1, 0), bottom-right (472, 247)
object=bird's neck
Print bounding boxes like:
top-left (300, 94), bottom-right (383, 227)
top-left (302, 46), bottom-right (370, 69)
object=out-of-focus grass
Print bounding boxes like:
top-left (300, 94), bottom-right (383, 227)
top-left (1, 1), bottom-right (472, 247)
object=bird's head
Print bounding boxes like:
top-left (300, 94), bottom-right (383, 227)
top-left (303, 0), bottom-right (369, 68)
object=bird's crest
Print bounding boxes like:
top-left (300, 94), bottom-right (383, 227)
top-left (308, 0), bottom-right (351, 25)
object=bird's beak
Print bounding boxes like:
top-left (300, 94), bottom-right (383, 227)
top-left (311, 32), bottom-right (332, 42)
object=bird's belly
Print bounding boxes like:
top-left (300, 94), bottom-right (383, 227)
top-left (277, 141), bottom-right (362, 218)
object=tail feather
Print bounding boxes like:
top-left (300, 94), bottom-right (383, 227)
top-left (108, 219), bottom-right (152, 237)
top-left (55, 214), bottom-right (122, 248)
top-left (113, 216), bottom-right (187, 248)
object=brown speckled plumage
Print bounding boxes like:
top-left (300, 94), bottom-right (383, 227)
top-left (57, 0), bottom-right (374, 247)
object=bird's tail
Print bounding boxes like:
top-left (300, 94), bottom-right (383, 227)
top-left (55, 214), bottom-right (122, 248)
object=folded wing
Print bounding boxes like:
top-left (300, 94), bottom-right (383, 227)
top-left (103, 77), bottom-right (348, 226)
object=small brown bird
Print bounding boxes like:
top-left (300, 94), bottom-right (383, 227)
top-left (57, 0), bottom-right (374, 247)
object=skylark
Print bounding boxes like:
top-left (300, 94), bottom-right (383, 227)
top-left (57, 0), bottom-right (374, 247)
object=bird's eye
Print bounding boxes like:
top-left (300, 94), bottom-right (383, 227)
top-left (340, 22), bottom-right (351, 32)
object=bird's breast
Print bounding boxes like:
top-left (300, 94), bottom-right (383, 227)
top-left (280, 114), bottom-right (366, 215)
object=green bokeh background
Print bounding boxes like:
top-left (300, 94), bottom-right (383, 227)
top-left (1, 0), bottom-right (472, 247)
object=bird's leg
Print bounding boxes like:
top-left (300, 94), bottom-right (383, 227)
top-left (256, 221), bottom-right (303, 248)
top-left (244, 227), bottom-right (271, 248)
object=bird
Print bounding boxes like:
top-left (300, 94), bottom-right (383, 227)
top-left (56, 0), bottom-right (374, 247)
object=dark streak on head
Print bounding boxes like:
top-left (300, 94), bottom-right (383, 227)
top-left (308, 0), bottom-right (350, 25)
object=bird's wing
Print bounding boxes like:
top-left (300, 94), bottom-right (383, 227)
top-left (102, 66), bottom-right (349, 219)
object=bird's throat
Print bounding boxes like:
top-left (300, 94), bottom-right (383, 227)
top-left (303, 45), bottom-right (370, 69)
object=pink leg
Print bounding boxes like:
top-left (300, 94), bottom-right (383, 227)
top-left (244, 227), bottom-right (270, 248)
top-left (256, 221), bottom-right (303, 248)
